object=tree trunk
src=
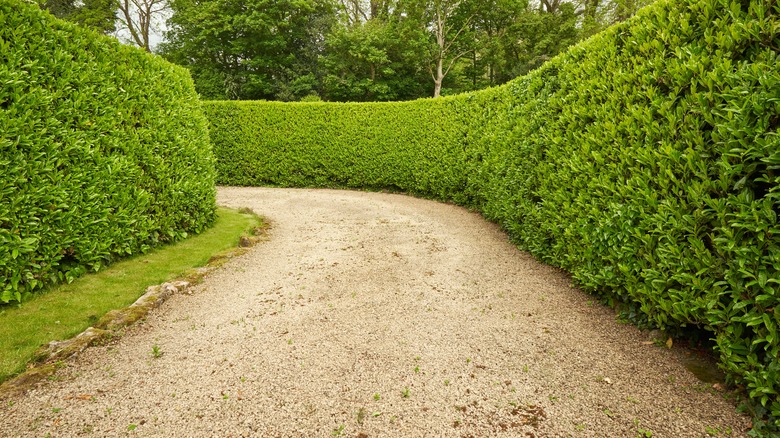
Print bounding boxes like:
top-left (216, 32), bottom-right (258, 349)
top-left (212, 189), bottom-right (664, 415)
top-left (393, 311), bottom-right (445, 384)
top-left (118, 0), bottom-right (169, 52)
top-left (433, 4), bottom-right (445, 97)
top-left (472, 51), bottom-right (477, 89)
top-left (434, 56), bottom-right (444, 97)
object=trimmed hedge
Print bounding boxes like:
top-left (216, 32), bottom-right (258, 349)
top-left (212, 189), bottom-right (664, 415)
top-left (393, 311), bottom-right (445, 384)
top-left (0, 0), bottom-right (216, 304)
top-left (206, 0), bottom-right (779, 430)
top-left (205, 99), bottom-right (469, 198)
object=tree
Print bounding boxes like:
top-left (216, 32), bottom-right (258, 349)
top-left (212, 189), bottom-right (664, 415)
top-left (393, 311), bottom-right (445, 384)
top-left (337, 0), bottom-right (393, 23)
top-left (116, 0), bottom-right (169, 52)
top-left (157, 0), bottom-right (651, 101)
top-left (37, 0), bottom-right (118, 34)
top-left (322, 18), bottom-right (429, 101)
top-left (160, 0), bottom-right (336, 100)
top-left (580, 0), bottom-right (606, 37)
top-left (409, 0), bottom-right (572, 93)
top-left (610, 0), bottom-right (654, 23)
top-left (512, 1), bottom-right (579, 75)
top-left (577, 0), bottom-right (655, 37)
top-left (429, 0), bottom-right (473, 96)
top-left (465, 0), bottom-right (528, 89)
top-left (431, 0), bottom-right (652, 91)
top-left (401, 0), bottom-right (476, 97)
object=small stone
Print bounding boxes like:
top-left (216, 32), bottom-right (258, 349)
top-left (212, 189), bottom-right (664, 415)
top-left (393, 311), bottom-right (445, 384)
top-left (603, 377), bottom-right (612, 385)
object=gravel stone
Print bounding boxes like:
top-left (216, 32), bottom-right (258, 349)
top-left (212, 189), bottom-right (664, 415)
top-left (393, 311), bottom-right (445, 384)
top-left (0, 187), bottom-right (750, 437)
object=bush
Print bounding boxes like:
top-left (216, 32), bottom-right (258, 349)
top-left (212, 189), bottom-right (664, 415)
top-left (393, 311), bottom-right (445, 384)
top-left (0, 0), bottom-right (216, 304)
top-left (206, 0), bottom-right (779, 431)
top-left (204, 99), bottom-right (469, 199)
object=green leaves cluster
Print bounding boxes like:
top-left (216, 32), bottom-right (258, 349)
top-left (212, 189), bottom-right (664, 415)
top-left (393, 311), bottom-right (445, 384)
top-left (35, 0), bottom-right (118, 34)
top-left (205, 99), bottom-right (467, 196)
top-left (160, 0), bottom-right (336, 101)
top-left (0, 0), bottom-right (216, 304)
top-left (162, 0), bottom-right (649, 101)
top-left (482, 2), bottom-right (780, 431)
top-left (321, 18), bottom-right (429, 101)
top-left (206, 0), bottom-right (780, 430)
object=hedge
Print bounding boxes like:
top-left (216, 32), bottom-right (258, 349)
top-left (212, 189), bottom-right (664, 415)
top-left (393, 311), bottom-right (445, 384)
top-left (205, 99), bottom-right (471, 198)
top-left (0, 0), bottom-right (216, 304)
top-left (205, 0), bottom-right (779, 431)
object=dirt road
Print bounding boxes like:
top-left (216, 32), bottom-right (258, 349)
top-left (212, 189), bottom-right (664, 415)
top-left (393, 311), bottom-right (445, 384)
top-left (1, 187), bottom-right (750, 437)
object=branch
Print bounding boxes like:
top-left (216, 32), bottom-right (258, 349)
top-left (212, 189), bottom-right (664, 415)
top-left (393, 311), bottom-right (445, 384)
top-left (358, 2), bottom-right (369, 21)
top-left (442, 48), bottom-right (472, 77)
top-left (118, 0), bottom-right (144, 48)
top-left (442, 14), bottom-right (473, 54)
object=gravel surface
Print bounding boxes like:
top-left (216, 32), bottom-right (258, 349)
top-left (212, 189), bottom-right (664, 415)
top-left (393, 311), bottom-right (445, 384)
top-left (1, 187), bottom-right (750, 437)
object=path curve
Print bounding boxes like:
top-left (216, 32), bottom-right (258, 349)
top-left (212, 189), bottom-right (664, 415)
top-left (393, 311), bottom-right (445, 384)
top-left (1, 187), bottom-right (750, 437)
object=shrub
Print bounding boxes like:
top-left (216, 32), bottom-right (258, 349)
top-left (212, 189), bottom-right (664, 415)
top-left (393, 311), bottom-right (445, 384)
top-left (0, 0), bottom-right (216, 304)
top-left (206, 0), bottom-right (779, 431)
top-left (205, 99), bottom-right (469, 199)
top-left (299, 93), bottom-right (322, 102)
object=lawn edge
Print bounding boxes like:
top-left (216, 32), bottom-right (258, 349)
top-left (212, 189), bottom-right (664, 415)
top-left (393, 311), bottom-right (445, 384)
top-left (0, 211), bottom-right (270, 399)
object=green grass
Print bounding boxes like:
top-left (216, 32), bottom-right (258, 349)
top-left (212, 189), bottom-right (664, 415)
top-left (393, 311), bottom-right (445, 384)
top-left (0, 207), bottom-right (261, 382)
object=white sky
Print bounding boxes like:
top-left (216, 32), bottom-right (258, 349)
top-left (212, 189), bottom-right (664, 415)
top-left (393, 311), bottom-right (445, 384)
top-left (113, 7), bottom-right (170, 53)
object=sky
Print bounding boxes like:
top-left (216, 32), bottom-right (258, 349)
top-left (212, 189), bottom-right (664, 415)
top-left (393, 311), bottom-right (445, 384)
top-left (113, 6), bottom-right (170, 53)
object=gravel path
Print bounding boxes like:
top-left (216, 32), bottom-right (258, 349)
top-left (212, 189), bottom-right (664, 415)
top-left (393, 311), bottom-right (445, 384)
top-left (1, 187), bottom-right (750, 437)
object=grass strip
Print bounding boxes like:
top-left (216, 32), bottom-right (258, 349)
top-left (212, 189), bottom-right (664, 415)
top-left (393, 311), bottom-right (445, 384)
top-left (0, 207), bottom-right (261, 382)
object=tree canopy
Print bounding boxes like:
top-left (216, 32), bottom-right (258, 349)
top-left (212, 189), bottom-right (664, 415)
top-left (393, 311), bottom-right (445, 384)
top-left (37, 0), bottom-right (654, 100)
top-left (159, 0), bottom-right (335, 100)
top-left (37, 0), bottom-right (119, 34)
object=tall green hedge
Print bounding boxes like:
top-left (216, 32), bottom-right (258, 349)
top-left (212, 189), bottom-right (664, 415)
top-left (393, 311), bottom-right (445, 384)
top-left (206, 99), bottom-right (469, 198)
top-left (0, 0), bottom-right (216, 304)
top-left (206, 0), bottom-right (779, 431)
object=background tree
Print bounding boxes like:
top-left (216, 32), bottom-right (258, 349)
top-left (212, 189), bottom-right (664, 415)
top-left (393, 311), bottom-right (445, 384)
top-left (577, 0), bottom-right (654, 37)
top-left (37, 0), bottom-right (118, 33)
top-left (337, 0), bottom-right (394, 23)
top-left (400, 0), bottom-right (477, 97)
top-left (321, 0), bottom-right (431, 101)
top-left (509, 0), bottom-right (579, 76)
top-left (116, 0), bottom-right (169, 52)
top-left (160, 0), bottom-right (336, 100)
top-left (158, 0), bottom-right (654, 101)
top-left (462, 0), bottom-right (528, 89)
